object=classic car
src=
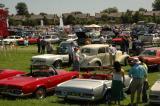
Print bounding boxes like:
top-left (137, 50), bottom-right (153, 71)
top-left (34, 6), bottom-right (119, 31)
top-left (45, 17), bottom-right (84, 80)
top-left (55, 70), bottom-right (131, 101)
top-left (57, 41), bottom-right (78, 54)
top-left (149, 79), bottom-right (160, 104)
top-left (79, 44), bottom-right (129, 69)
top-left (31, 54), bottom-right (68, 69)
top-left (0, 66), bottom-right (79, 99)
top-left (128, 47), bottom-right (160, 71)
top-left (31, 41), bottom-right (77, 69)
top-left (17, 36), bottom-right (38, 45)
top-left (44, 35), bottom-right (60, 44)
top-left (0, 69), bottom-right (25, 80)
top-left (2, 35), bottom-right (22, 45)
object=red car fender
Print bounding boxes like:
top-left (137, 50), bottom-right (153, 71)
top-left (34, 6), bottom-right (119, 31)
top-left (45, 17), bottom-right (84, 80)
top-left (22, 84), bottom-right (46, 94)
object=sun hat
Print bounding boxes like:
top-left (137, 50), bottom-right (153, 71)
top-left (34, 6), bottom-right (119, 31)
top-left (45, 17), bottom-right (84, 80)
top-left (131, 57), bottom-right (141, 64)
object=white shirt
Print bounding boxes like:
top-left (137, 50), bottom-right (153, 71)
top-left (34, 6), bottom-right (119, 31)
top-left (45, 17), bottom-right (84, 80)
top-left (109, 46), bottom-right (117, 55)
top-left (113, 72), bottom-right (123, 81)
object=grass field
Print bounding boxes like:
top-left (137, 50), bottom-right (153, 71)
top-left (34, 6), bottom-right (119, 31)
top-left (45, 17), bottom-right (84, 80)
top-left (0, 45), bottom-right (159, 106)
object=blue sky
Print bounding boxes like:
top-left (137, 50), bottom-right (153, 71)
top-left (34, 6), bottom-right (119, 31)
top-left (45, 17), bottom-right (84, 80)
top-left (1, 0), bottom-right (154, 15)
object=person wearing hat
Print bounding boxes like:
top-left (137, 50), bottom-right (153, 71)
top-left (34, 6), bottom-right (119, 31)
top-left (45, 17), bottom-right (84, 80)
top-left (139, 57), bottom-right (149, 103)
top-left (72, 47), bottom-right (80, 71)
top-left (128, 57), bottom-right (147, 106)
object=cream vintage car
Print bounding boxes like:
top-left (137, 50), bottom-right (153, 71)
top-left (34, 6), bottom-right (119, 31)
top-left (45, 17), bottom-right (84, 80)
top-left (149, 79), bottom-right (160, 104)
top-left (79, 44), bottom-right (129, 69)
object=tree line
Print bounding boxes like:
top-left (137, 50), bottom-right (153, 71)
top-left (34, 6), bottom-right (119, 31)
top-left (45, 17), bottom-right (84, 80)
top-left (1, 0), bottom-right (160, 26)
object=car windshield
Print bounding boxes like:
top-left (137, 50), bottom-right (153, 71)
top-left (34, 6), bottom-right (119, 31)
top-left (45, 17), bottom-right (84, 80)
top-left (60, 43), bottom-right (70, 48)
top-left (81, 70), bottom-right (113, 80)
top-left (45, 36), bottom-right (51, 39)
top-left (139, 49), bottom-right (156, 56)
top-left (81, 48), bottom-right (92, 55)
top-left (8, 36), bottom-right (15, 39)
top-left (25, 66), bottom-right (57, 77)
top-left (52, 35), bottom-right (58, 39)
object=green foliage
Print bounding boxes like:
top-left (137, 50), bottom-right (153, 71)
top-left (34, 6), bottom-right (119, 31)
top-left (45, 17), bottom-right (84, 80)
top-left (152, 0), bottom-right (160, 11)
top-left (101, 14), bottom-right (108, 22)
top-left (64, 15), bottom-right (76, 25)
top-left (23, 19), bottom-right (39, 26)
top-left (101, 7), bottom-right (118, 13)
top-left (132, 11), bottom-right (144, 23)
top-left (15, 2), bottom-right (29, 15)
top-left (139, 8), bottom-right (147, 12)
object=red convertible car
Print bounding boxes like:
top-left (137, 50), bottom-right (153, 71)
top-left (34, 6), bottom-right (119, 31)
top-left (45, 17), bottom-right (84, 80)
top-left (128, 47), bottom-right (160, 71)
top-left (17, 37), bottom-right (38, 45)
top-left (0, 66), bottom-right (79, 99)
top-left (0, 69), bottom-right (25, 80)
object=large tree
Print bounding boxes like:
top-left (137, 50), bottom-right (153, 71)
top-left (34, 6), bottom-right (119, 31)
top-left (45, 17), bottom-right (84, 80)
top-left (15, 2), bottom-right (29, 15)
top-left (101, 7), bottom-right (118, 14)
top-left (152, 0), bottom-right (160, 11)
top-left (139, 8), bottom-right (147, 12)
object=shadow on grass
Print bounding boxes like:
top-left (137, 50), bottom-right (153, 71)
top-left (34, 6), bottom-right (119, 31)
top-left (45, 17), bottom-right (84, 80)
top-left (54, 99), bottom-right (107, 106)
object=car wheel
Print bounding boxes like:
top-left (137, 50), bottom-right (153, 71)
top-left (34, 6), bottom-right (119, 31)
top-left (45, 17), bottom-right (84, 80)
top-left (34, 87), bottom-right (46, 99)
top-left (104, 89), bottom-right (111, 104)
top-left (94, 62), bottom-right (101, 67)
top-left (53, 60), bottom-right (62, 69)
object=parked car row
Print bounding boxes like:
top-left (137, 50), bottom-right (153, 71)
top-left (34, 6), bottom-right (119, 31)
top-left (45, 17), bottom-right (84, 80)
top-left (31, 44), bottom-right (129, 69)
top-left (0, 61), bottom-right (160, 104)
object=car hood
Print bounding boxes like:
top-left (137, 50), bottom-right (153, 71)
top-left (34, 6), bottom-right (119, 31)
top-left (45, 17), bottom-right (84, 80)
top-left (3, 39), bottom-right (15, 42)
top-left (0, 75), bottom-right (39, 87)
top-left (151, 80), bottom-right (160, 92)
top-left (129, 56), bottom-right (156, 60)
top-left (0, 69), bottom-right (25, 80)
top-left (57, 79), bottom-right (108, 90)
top-left (32, 54), bottom-right (67, 59)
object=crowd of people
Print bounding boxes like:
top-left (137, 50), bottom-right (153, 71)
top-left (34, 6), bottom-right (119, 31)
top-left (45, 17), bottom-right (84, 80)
top-left (109, 57), bottom-right (148, 106)
top-left (37, 36), bottom-right (53, 54)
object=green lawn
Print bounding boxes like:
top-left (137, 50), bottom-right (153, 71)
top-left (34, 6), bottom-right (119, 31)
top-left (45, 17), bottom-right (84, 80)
top-left (0, 46), bottom-right (159, 106)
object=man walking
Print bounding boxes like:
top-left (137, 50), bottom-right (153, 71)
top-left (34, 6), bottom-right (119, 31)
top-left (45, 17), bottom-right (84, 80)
top-left (128, 57), bottom-right (147, 106)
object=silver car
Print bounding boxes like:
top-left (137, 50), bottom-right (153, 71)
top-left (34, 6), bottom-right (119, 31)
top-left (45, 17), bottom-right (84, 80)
top-left (55, 75), bottom-right (131, 101)
top-left (149, 79), bottom-right (160, 104)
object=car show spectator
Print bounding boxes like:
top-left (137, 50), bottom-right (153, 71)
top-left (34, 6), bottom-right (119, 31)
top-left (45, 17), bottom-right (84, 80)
top-left (37, 36), bottom-right (41, 53)
top-left (68, 41), bottom-right (78, 67)
top-left (128, 57), bottom-right (147, 106)
top-left (132, 38), bottom-right (143, 56)
top-left (108, 44), bottom-right (117, 66)
top-left (100, 35), bottom-right (105, 44)
top-left (72, 47), bottom-right (80, 71)
top-left (46, 42), bottom-right (53, 54)
top-left (24, 37), bottom-right (29, 47)
top-left (139, 57), bottom-right (149, 103)
top-left (111, 61), bottom-right (125, 105)
top-left (40, 37), bottom-right (46, 54)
